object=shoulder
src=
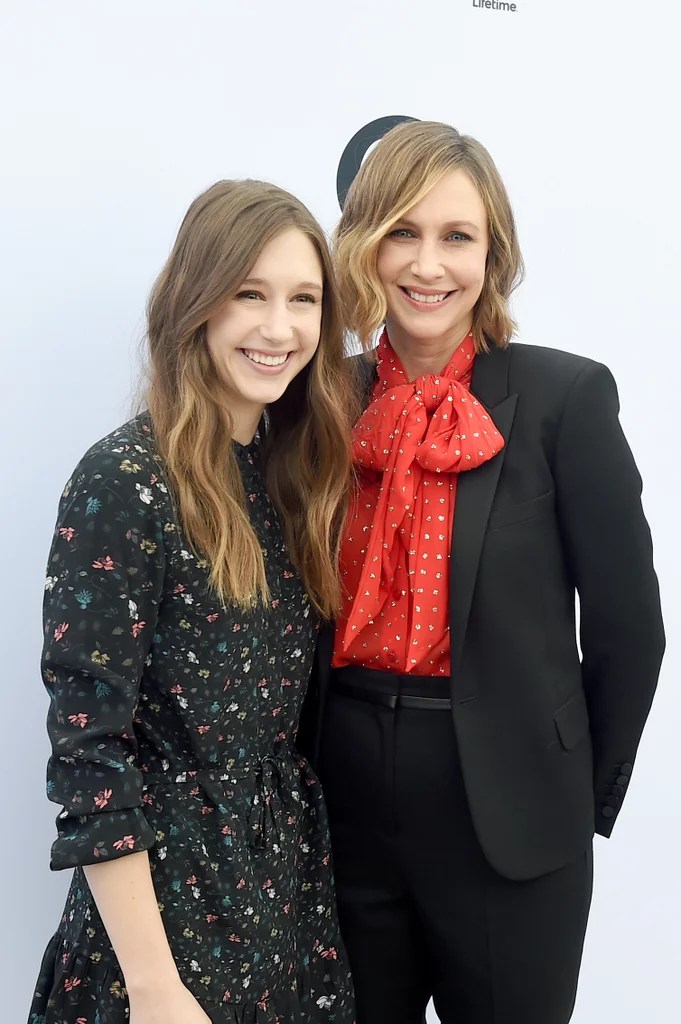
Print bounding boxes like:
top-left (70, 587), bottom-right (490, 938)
top-left (506, 341), bottom-right (603, 381)
top-left (503, 342), bottom-right (616, 408)
top-left (59, 413), bottom-right (170, 515)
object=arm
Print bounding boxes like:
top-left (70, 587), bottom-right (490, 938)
top-left (43, 443), bottom-right (163, 867)
top-left (553, 361), bottom-right (665, 836)
top-left (42, 438), bottom-right (208, 1019)
top-left (83, 851), bottom-right (179, 989)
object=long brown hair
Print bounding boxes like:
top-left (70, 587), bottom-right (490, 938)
top-left (145, 179), bottom-right (355, 616)
top-left (335, 120), bottom-right (524, 351)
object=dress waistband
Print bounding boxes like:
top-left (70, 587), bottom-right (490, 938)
top-left (330, 665), bottom-right (452, 710)
top-left (142, 748), bottom-right (306, 853)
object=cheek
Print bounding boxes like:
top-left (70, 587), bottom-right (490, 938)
top-left (206, 309), bottom-right (239, 357)
top-left (302, 314), bottom-right (323, 355)
top-left (375, 245), bottom-right (398, 291)
top-left (460, 253), bottom-right (488, 294)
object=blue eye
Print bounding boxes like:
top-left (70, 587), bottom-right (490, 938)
top-left (387, 228), bottom-right (415, 239)
top-left (446, 232), bottom-right (471, 243)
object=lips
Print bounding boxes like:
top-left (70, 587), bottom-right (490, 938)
top-left (402, 287), bottom-right (450, 303)
top-left (241, 349), bottom-right (290, 367)
top-left (399, 286), bottom-right (455, 309)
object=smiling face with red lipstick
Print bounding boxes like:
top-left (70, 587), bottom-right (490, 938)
top-left (335, 122), bottom-right (524, 372)
top-left (376, 169), bottom-right (489, 379)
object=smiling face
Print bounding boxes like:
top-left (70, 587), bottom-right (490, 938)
top-left (376, 168), bottom-right (489, 375)
top-left (206, 227), bottom-right (323, 442)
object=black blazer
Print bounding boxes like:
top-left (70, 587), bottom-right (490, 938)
top-left (300, 342), bottom-right (665, 882)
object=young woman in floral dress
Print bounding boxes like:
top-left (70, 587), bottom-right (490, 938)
top-left (29, 180), bottom-right (357, 1024)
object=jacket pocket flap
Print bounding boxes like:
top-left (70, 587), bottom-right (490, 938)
top-left (488, 489), bottom-right (554, 530)
top-left (554, 690), bottom-right (590, 751)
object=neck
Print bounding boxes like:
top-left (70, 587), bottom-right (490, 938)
top-left (385, 319), bottom-right (473, 381)
top-left (227, 405), bottom-right (263, 446)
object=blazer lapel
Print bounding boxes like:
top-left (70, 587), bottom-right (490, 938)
top-left (449, 345), bottom-right (517, 692)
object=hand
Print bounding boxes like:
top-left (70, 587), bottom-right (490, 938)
top-left (128, 979), bottom-right (212, 1024)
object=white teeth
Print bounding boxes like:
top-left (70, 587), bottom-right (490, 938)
top-left (243, 350), bottom-right (288, 366)
top-left (405, 289), bottom-right (449, 304)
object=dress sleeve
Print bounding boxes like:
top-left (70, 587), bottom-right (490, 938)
top-left (42, 440), bottom-right (167, 869)
top-left (553, 361), bottom-right (665, 836)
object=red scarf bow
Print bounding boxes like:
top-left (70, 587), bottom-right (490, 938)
top-left (339, 330), bottom-right (504, 663)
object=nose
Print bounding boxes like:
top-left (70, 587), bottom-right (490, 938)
top-left (411, 239), bottom-right (445, 282)
top-left (259, 302), bottom-right (294, 346)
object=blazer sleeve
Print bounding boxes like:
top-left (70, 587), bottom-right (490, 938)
top-left (553, 360), bottom-right (665, 837)
top-left (42, 444), bottom-right (166, 869)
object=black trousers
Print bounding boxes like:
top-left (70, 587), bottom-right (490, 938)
top-left (318, 666), bottom-right (593, 1024)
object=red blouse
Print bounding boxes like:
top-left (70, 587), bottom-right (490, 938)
top-left (332, 330), bottom-right (504, 676)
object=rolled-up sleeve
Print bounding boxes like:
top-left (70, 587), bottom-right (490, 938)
top-left (42, 443), bottom-right (166, 869)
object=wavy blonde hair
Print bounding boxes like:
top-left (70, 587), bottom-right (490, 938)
top-left (146, 179), bottom-right (355, 616)
top-left (335, 120), bottom-right (524, 352)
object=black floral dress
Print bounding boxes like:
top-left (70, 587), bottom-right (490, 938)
top-left (29, 414), bottom-right (355, 1024)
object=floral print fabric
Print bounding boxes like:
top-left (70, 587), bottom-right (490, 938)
top-left (29, 414), bottom-right (355, 1024)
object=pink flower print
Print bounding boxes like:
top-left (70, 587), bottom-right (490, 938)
top-left (257, 991), bottom-right (271, 1011)
top-left (170, 683), bottom-right (183, 694)
top-left (321, 947), bottom-right (339, 960)
top-left (59, 527), bottom-right (75, 542)
top-left (283, 902), bottom-right (291, 915)
top-left (76, 1018), bottom-right (88, 1024)
top-left (236, 877), bottom-right (246, 889)
top-left (186, 874), bottom-right (198, 886)
top-left (68, 712), bottom-right (89, 729)
top-left (248, 492), bottom-right (257, 503)
top-left (322, 854), bottom-right (330, 866)
top-left (196, 724), bottom-right (211, 735)
top-left (200, 805), bottom-right (213, 816)
top-left (206, 612), bottom-right (219, 623)
top-left (283, 570), bottom-right (295, 579)
top-left (262, 878), bottom-right (273, 889)
top-left (206, 913), bottom-right (219, 923)
top-left (94, 788), bottom-right (112, 810)
top-left (228, 933), bottom-right (242, 942)
top-left (232, 623), bottom-right (242, 632)
top-left (92, 555), bottom-right (115, 571)
top-left (173, 583), bottom-right (186, 594)
top-left (150, 473), bottom-right (158, 485)
top-left (113, 835), bottom-right (135, 852)
top-left (64, 977), bottom-right (82, 992)
top-left (54, 622), bottom-right (69, 642)
top-left (221, 824), bottom-right (233, 836)
top-left (131, 621), bottom-right (146, 638)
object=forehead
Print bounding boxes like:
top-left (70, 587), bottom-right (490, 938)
top-left (249, 228), bottom-right (323, 281)
top-left (401, 169), bottom-right (487, 228)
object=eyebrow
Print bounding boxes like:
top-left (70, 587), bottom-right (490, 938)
top-left (240, 277), bottom-right (323, 293)
top-left (396, 219), bottom-right (481, 232)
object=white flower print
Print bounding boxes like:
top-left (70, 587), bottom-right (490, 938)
top-left (136, 483), bottom-right (153, 504)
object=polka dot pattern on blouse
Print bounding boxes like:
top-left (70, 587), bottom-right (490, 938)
top-left (333, 330), bottom-right (504, 676)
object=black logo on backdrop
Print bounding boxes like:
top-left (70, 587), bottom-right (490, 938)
top-left (336, 115), bottom-right (419, 209)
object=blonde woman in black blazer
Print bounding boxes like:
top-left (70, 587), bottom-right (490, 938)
top-left (300, 121), bottom-right (665, 1024)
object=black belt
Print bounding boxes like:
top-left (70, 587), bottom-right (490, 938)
top-left (332, 678), bottom-right (452, 711)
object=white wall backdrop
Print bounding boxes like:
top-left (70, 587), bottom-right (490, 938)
top-left (1, 1), bottom-right (679, 1021)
